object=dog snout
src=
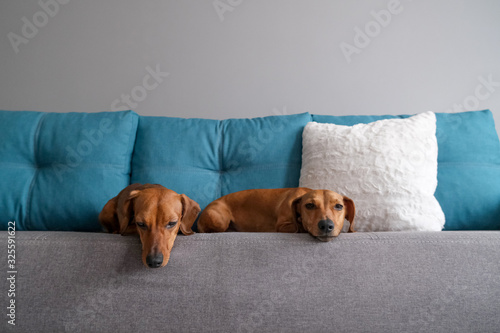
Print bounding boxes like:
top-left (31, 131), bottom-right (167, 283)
top-left (318, 219), bottom-right (335, 234)
top-left (146, 253), bottom-right (164, 268)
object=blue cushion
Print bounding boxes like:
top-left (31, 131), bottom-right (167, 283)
top-left (221, 113), bottom-right (311, 195)
top-left (0, 110), bottom-right (139, 231)
top-left (131, 113), bottom-right (312, 230)
top-left (4, 109), bottom-right (498, 232)
top-left (131, 116), bottom-right (221, 211)
top-left (312, 110), bottom-right (500, 230)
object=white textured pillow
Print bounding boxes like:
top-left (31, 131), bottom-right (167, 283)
top-left (299, 111), bottom-right (445, 232)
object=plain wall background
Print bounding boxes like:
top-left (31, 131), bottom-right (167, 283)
top-left (1, 0), bottom-right (499, 133)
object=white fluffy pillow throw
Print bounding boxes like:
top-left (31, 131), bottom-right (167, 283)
top-left (299, 111), bottom-right (445, 232)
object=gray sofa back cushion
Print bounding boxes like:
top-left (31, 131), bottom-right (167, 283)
top-left (3, 231), bottom-right (500, 332)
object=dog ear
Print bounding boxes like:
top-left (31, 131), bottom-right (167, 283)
top-left (179, 194), bottom-right (200, 235)
top-left (99, 197), bottom-right (119, 233)
top-left (343, 196), bottom-right (356, 233)
top-left (119, 190), bottom-right (141, 235)
top-left (291, 196), bottom-right (303, 226)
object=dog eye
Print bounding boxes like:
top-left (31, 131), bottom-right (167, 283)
top-left (305, 203), bottom-right (316, 210)
top-left (166, 221), bottom-right (178, 229)
top-left (334, 204), bottom-right (344, 211)
top-left (136, 222), bottom-right (147, 229)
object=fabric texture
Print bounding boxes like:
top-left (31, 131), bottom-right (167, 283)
top-left (312, 110), bottom-right (500, 230)
top-left (0, 110), bottom-right (139, 231)
top-left (131, 116), bottom-right (221, 211)
top-left (131, 113), bottom-right (311, 230)
top-left (1, 110), bottom-right (499, 232)
top-left (2, 230), bottom-right (499, 333)
top-left (300, 112), bottom-right (445, 232)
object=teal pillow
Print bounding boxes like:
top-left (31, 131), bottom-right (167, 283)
top-left (131, 116), bottom-right (221, 211)
top-left (131, 113), bottom-right (312, 230)
top-left (221, 113), bottom-right (311, 196)
top-left (0, 110), bottom-right (139, 231)
top-left (4, 109), bottom-right (497, 231)
top-left (312, 110), bottom-right (500, 230)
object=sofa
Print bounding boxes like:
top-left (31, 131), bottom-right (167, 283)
top-left (1, 109), bottom-right (500, 332)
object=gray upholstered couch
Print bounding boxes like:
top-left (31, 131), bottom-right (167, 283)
top-left (1, 109), bottom-right (500, 332)
top-left (1, 231), bottom-right (500, 332)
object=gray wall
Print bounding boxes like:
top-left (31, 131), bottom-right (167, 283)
top-left (1, 0), bottom-right (499, 133)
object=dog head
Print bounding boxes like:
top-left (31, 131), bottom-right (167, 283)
top-left (123, 186), bottom-right (200, 268)
top-left (292, 190), bottom-right (355, 242)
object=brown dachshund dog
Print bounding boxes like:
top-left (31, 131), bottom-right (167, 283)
top-left (198, 188), bottom-right (355, 241)
top-left (99, 183), bottom-right (200, 268)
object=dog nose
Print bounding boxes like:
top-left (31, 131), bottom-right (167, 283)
top-left (318, 219), bottom-right (335, 234)
top-left (146, 253), bottom-right (164, 268)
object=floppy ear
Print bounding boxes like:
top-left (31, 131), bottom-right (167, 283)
top-left (118, 190), bottom-right (141, 235)
top-left (291, 196), bottom-right (303, 227)
top-left (99, 197), bottom-right (119, 233)
top-left (343, 196), bottom-right (356, 233)
top-left (179, 194), bottom-right (201, 235)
